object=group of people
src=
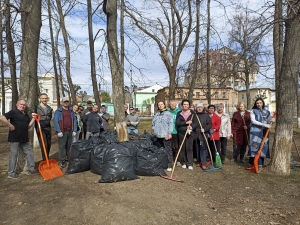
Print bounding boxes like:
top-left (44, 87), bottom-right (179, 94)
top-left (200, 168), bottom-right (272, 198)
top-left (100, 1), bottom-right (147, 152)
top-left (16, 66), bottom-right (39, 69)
top-left (0, 94), bottom-right (112, 178)
top-left (0, 92), bottom-right (273, 179)
top-left (152, 97), bottom-right (273, 172)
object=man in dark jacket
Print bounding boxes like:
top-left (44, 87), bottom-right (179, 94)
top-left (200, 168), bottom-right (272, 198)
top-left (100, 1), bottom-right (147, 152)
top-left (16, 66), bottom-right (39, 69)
top-left (0, 99), bottom-right (37, 179)
top-left (193, 103), bottom-right (211, 170)
top-left (36, 93), bottom-right (53, 160)
top-left (82, 100), bottom-right (93, 139)
top-left (54, 97), bottom-right (77, 168)
top-left (83, 105), bottom-right (102, 139)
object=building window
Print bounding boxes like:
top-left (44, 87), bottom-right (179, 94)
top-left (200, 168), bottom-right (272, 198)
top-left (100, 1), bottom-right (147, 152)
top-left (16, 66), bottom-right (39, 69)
top-left (215, 92), bottom-right (219, 99)
top-left (196, 92), bottom-right (200, 98)
top-left (45, 89), bottom-right (48, 93)
top-left (152, 89), bottom-right (155, 92)
top-left (222, 92), bottom-right (226, 98)
top-left (234, 81), bottom-right (239, 86)
top-left (242, 94), bottom-right (244, 99)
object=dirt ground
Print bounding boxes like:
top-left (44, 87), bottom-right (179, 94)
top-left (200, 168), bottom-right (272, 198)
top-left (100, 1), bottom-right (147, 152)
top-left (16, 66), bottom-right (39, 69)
top-left (0, 125), bottom-right (300, 225)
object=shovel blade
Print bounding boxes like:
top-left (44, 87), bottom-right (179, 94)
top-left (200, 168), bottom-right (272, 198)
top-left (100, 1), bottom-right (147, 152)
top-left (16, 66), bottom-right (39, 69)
top-left (38, 159), bottom-right (63, 180)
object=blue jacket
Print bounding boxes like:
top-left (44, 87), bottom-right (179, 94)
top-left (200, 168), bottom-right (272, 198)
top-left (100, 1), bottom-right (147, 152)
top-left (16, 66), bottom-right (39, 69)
top-left (54, 106), bottom-right (77, 133)
top-left (152, 110), bottom-right (173, 138)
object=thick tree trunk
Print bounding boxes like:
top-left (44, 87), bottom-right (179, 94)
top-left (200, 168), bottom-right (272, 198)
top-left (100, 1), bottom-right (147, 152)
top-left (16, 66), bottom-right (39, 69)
top-left (206, 0), bottom-right (211, 104)
top-left (55, 0), bottom-right (77, 104)
top-left (120, 0), bottom-right (125, 103)
top-left (18, 0), bottom-right (41, 172)
top-left (269, 2), bottom-right (300, 175)
top-left (104, 0), bottom-right (128, 142)
top-left (47, 0), bottom-right (60, 103)
top-left (187, 0), bottom-right (200, 104)
top-left (0, 1), bottom-right (5, 115)
top-left (87, 0), bottom-right (100, 107)
top-left (5, 0), bottom-right (18, 108)
top-left (55, 30), bottom-right (65, 98)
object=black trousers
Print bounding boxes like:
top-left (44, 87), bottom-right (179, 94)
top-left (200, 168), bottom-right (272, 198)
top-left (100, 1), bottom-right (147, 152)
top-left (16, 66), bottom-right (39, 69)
top-left (234, 145), bottom-right (247, 160)
top-left (208, 139), bottom-right (220, 163)
top-left (36, 127), bottom-right (52, 160)
top-left (178, 133), bottom-right (194, 166)
top-left (220, 137), bottom-right (228, 162)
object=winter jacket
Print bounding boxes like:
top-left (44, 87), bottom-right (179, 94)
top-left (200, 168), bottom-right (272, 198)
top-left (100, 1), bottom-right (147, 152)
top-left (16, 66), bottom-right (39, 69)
top-left (231, 110), bottom-right (250, 146)
top-left (176, 110), bottom-right (195, 135)
top-left (54, 106), bottom-right (77, 133)
top-left (83, 112), bottom-right (102, 133)
top-left (209, 113), bottom-right (220, 141)
top-left (126, 113), bottom-right (140, 130)
top-left (152, 110), bottom-right (173, 138)
top-left (36, 104), bottom-right (53, 128)
top-left (168, 107), bottom-right (180, 134)
top-left (100, 111), bottom-right (110, 131)
top-left (218, 113), bottom-right (232, 137)
top-left (193, 112), bottom-right (211, 142)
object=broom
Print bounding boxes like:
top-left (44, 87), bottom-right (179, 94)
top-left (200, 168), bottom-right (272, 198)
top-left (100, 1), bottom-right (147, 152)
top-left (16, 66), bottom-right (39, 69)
top-left (195, 114), bottom-right (220, 172)
top-left (211, 131), bottom-right (223, 168)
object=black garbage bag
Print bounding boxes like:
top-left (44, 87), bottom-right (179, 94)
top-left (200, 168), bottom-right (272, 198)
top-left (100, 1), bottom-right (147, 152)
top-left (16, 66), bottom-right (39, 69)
top-left (89, 135), bottom-right (107, 146)
top-left (99, 130), bottom-right (118, 144)
top-left (90, 143), bottom-right (107, 175)
top-left (99, 143), bottom-right (138, 183)
top-left (65, 140), bottom-right (93, 174)
top-left (156, 147), bottom-right (169, 169)
top-left (135, 146), bottom-right (167, 176)
top-left (139, 131), bottom-right (159, 147)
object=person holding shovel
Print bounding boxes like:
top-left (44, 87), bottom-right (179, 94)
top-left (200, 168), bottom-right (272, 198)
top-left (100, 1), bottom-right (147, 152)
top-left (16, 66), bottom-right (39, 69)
top-left (36, 93), bottom-right (53, 161)
top-left (231, 102), bottom-right (250, 163)
top-left (248, 97), bottom-right (273, 170)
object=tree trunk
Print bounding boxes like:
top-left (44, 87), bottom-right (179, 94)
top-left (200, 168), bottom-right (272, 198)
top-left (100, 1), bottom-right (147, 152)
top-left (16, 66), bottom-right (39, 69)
top-left (269, 1), bottom-right (300, 175)
top-left (104, 0), bottom-right (128, 142)
top-left (120, 0), bottom-right (125, 103)
top-left (55, 0), bottom-right (77, 104)
top-left (187, 0), bottom-right (200, 103)
top-left (5, 0), bottom-right (18, 108)
top-left (87, 0), bottom-right (100, 107)
top-left (245, 60), bottom-right (251, 109)
top-left (47, 0), bottom-right (60, 104)
top-left (55, 29), bottom-right (65, 98)
top-left (18, 0), bottom-right (41, 172)
top-left (206, 0), bottom-right (211, 104)
top-left (0, 1), bottom-right (5, 115)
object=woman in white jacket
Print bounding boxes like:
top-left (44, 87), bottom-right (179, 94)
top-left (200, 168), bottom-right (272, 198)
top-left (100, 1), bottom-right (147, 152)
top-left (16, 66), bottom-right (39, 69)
top-left (217, 103), bottom-right (232, 164)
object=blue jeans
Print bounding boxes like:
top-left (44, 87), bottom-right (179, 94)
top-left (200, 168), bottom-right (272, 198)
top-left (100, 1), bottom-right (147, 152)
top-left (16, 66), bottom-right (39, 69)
top-left (128, 129), bottom-right (138, 135)
top-left (196, 140), bottom-right (207, 165)
top-left (8, 142), bottom-right (35, 175)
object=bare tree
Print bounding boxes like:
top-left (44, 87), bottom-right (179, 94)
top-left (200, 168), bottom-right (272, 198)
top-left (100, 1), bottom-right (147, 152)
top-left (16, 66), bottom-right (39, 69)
top-left (228, 9), bottom-right (270, 109)
top-left (103, 0), bottom-right (128, 142)
top-left (5, 0), bottom-right (18, 108)
top-left (125, 0), bottom-right (193, 100)
top-left (17, 0), bottom-right (41, 172)
top-left (87, 0), bottom-right (101, 107)
top-left (187, 0), bottom-right (200, 103)
top-left (269, 1), bottom-right (300, 175)
top-left (55, 0), bottom-right (77, 104)
top-left (47, 0), bottom-right (60, 104)
top-left (0, 1), bottom-right (5, 115)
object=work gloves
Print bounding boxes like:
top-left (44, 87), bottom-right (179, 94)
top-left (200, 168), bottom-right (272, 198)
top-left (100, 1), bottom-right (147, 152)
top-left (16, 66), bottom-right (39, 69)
top-left (57, 132), bottom-right (63, 137)
top-left (72, 132), bottom-right (76, 136)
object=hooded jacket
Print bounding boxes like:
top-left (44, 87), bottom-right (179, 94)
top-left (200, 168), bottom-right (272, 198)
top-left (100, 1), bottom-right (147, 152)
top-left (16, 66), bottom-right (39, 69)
top-left (54, 106), bottom-right (77, 133)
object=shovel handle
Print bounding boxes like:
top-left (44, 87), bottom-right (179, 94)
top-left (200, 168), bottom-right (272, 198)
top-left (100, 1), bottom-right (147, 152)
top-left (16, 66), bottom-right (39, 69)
top-left (33, 113), bottom-right (40, 123)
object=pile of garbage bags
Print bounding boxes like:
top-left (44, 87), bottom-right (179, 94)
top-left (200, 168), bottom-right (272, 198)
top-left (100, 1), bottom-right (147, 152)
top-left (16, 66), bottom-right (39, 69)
top-left (65, 131), bottom-right (169, 183)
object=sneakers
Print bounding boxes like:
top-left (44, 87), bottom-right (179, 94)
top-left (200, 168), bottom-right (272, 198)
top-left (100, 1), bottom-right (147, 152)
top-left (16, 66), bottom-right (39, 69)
top-left (188, 166), bottom-right (193, 170)
top-left (27, 170), bottom-right (38, 175)
top-left (60, 160), bottom-right (67, 168)
top-left (182, 164), bottom-right (187, 169)
top-left (8, 173), bottom-right (20, 179)
top-left (176, 162), bottom-right (182, 166)
top-left (201, 165), bottom-right (207, 170)
top-left (166, 168), bottom-right (172, 172)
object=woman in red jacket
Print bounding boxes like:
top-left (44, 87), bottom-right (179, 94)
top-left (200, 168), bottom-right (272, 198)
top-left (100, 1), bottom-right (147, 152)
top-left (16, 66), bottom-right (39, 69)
top-left (207, 104), bottom-right (221, 164)
top-left (231, 102), bottom-right (250, 163)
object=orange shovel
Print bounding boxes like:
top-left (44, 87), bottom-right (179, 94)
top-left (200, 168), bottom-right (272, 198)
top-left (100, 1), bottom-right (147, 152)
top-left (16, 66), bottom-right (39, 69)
top-left (34, 114), bottom-right (63, 180)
